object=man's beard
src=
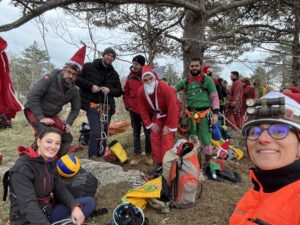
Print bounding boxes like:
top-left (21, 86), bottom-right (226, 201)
top-left (132, 66), bottom-right (139, 73)
top-left (190, 69), bottom-right (201, 77)
top-left (231, 77), bottom-right (237, 82)
top-left (63, 78), bottom-right (74, 89)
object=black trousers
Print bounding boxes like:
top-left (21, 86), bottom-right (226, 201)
top-left (129, 110), bottom-right (151, 154)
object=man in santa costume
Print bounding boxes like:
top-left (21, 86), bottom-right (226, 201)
top-left (24, 45), bottom-right (86, 157)
top-left (138, 64), bottom-right (179, 166)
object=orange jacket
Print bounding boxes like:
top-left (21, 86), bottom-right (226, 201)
top-left (230, 164), bottom-right (300, 225)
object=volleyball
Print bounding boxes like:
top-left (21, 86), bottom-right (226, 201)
top-left (56, 154), bottom-right (81, 177)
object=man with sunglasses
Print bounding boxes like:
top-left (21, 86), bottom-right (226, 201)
top-left (24, 45), bottom-right (85, 157)
top-left (230, 91), bottom-right (300, 225)
top-left (175, 57), bottom-right (220, 164)
top-left (138, 64), bottom-right (179, 166)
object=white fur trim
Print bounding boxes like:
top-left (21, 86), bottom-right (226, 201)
top-left (169, 128), bottom-right (177, 132)
top-left (146, 123), bottom-right (153, 129)
top-left (142, 71), bottom-right (156, 80)
top-left (66, 60), bottom-right (82, 70)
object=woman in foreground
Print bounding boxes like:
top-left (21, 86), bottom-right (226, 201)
top-left (6, 127), bottom-right (96, 225)
top-left (230, 91), bottom-right (300, 225)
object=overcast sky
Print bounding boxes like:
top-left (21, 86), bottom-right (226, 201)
top-left (0, 0), bottom-right (268, 81)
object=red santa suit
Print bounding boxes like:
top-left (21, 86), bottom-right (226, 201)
top-left (226, 79), bottom-right (243, 129)
top-left (0, 37), bottom-right (23, 118)
top-left (138, 65), bottom-right (179, 164)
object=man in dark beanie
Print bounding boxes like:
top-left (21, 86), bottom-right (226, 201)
top-left (76, 47), bottom-right (122, 159)
top-left (123, 55), bottom-right (153, 166)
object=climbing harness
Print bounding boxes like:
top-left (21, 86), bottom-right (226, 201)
top-left (98, 93), bottom-right (110, 156)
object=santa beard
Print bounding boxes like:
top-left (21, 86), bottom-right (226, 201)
top-left (145, 81), bottom-right (156, 94)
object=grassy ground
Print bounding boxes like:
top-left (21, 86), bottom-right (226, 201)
top-left (0, 111), bottom-right (252, 225)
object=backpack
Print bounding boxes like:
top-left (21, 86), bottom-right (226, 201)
top-left (78, 122), bottom-right (90, 145)
top-left (62, 168), bottom-right (99, 198)
top-left (0, 114), bottom-right (11, 129)
top-left (163, 139), bottom-right (201, 208)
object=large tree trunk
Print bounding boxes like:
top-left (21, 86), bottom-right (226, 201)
top-left (292, 0), bottom-right (300, 88)
top-left (182, 8), bottom-right (207, 77)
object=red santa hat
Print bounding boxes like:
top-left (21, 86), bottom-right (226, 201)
top-left (66, 45), bottom-right (86, 71)
top-left (284, 86), bottom-right (300, 93)
top-left (142, 64), bottom-right (158, 81)
top-left (243, 91), bottom-right (300, 132)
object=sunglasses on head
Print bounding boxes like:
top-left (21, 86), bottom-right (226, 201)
top-left (244, 124), bottom-right (294, 140)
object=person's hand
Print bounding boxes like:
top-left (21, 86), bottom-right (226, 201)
top-left (64, 124), bottom-right (71, 133)
top-left (211, 114), bottom-right (218, 125)
top-left (91, 85), bottom-right (101, 93)
top-left (151, 123), bottom-right (160, 133)
top-left (100, 87), bottom-right (110, 95)
top-left (39, 118), bottom-right (55, 125)
top-left (162, 126), bottom-right (171, 135)
top-left (71, 206), bottom-right (85, 225)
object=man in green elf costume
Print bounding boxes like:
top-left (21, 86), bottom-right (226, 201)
top-left (175, 57), bottom-right (220, 163)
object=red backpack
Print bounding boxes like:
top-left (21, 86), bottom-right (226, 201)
top-left (163, 139), bottom-right (201, 208)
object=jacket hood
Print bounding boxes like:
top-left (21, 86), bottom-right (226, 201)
top-left (129, 66), bottom-right (142, 78)
top-left (18, 145), bottom-right (40, 158)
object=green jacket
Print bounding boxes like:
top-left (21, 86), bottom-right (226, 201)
top-left (175, 76), bottom-right (216, 109)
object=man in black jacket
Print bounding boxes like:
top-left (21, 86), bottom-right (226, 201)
top-left (24, 45), bottom-right (85, 157)
top-left (76, 47), bottom-right (122, 158)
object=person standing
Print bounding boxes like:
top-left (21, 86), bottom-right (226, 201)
top-left (175, 57), bottom-right (220, 163)
top-left (76, 47), bottom-right (122, 159)
top-left (123, 55), bottom-right (153, 166)
top-left (24, 45), bottom-right (85, 157)
top-left (226, 71), bottom-right (243, 129)
top-left (138, 65), bottom-right (179, 166)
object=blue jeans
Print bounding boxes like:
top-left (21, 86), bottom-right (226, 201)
top-left (49, 197), bottom-right (96, 223)
top-left (86, 108), bottom-right (111, 157)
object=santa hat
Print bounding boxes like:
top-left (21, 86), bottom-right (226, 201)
top-left (142, 64), bottom-right (158, 81)
top-left (66, 45), bottom-right (86, 71)
top-left (284, 86), bottom-right (300, 93)
top-left (202, 65), bottom-right (210, 74)
top-left (243, 91), bottom-right (300, 133)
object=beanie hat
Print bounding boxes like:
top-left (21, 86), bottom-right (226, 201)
top-left (142, 64), bottom-right (158, 81)
top-left (102, 47), bottom-right (117, 58)
top-left (132, 55), bottom-right (145, 66)
top-left (242, 91), bottom-right (300, 134)
top-left (66, 45), bottom-right (86, 71)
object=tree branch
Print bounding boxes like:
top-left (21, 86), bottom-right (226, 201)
top-left (0, 0), bottom-right (203, 32)
top-left (207, 0), bottom-right (261, 18)
top-left (165, 32), bottom-right (184, 44)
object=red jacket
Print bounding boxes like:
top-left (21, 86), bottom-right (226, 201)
top-left (230, 161), bottom-right (300, 225)
top-left (123, 67), bottom-right (143, 113)
top-left (229, 79), bottom-right (243, 107)
top-left (138, 81), bottom-right (179, 130)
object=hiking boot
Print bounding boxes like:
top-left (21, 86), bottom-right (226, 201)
top-left (130, 154), bottom-right (141, 166)
top-left (145, 154), bottom-right (154, 166)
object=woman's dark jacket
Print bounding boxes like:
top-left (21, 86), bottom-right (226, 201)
top-left (8, 146), bottom-right (78, 225)
top-left (76, 59), bottom-right (122, 114)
